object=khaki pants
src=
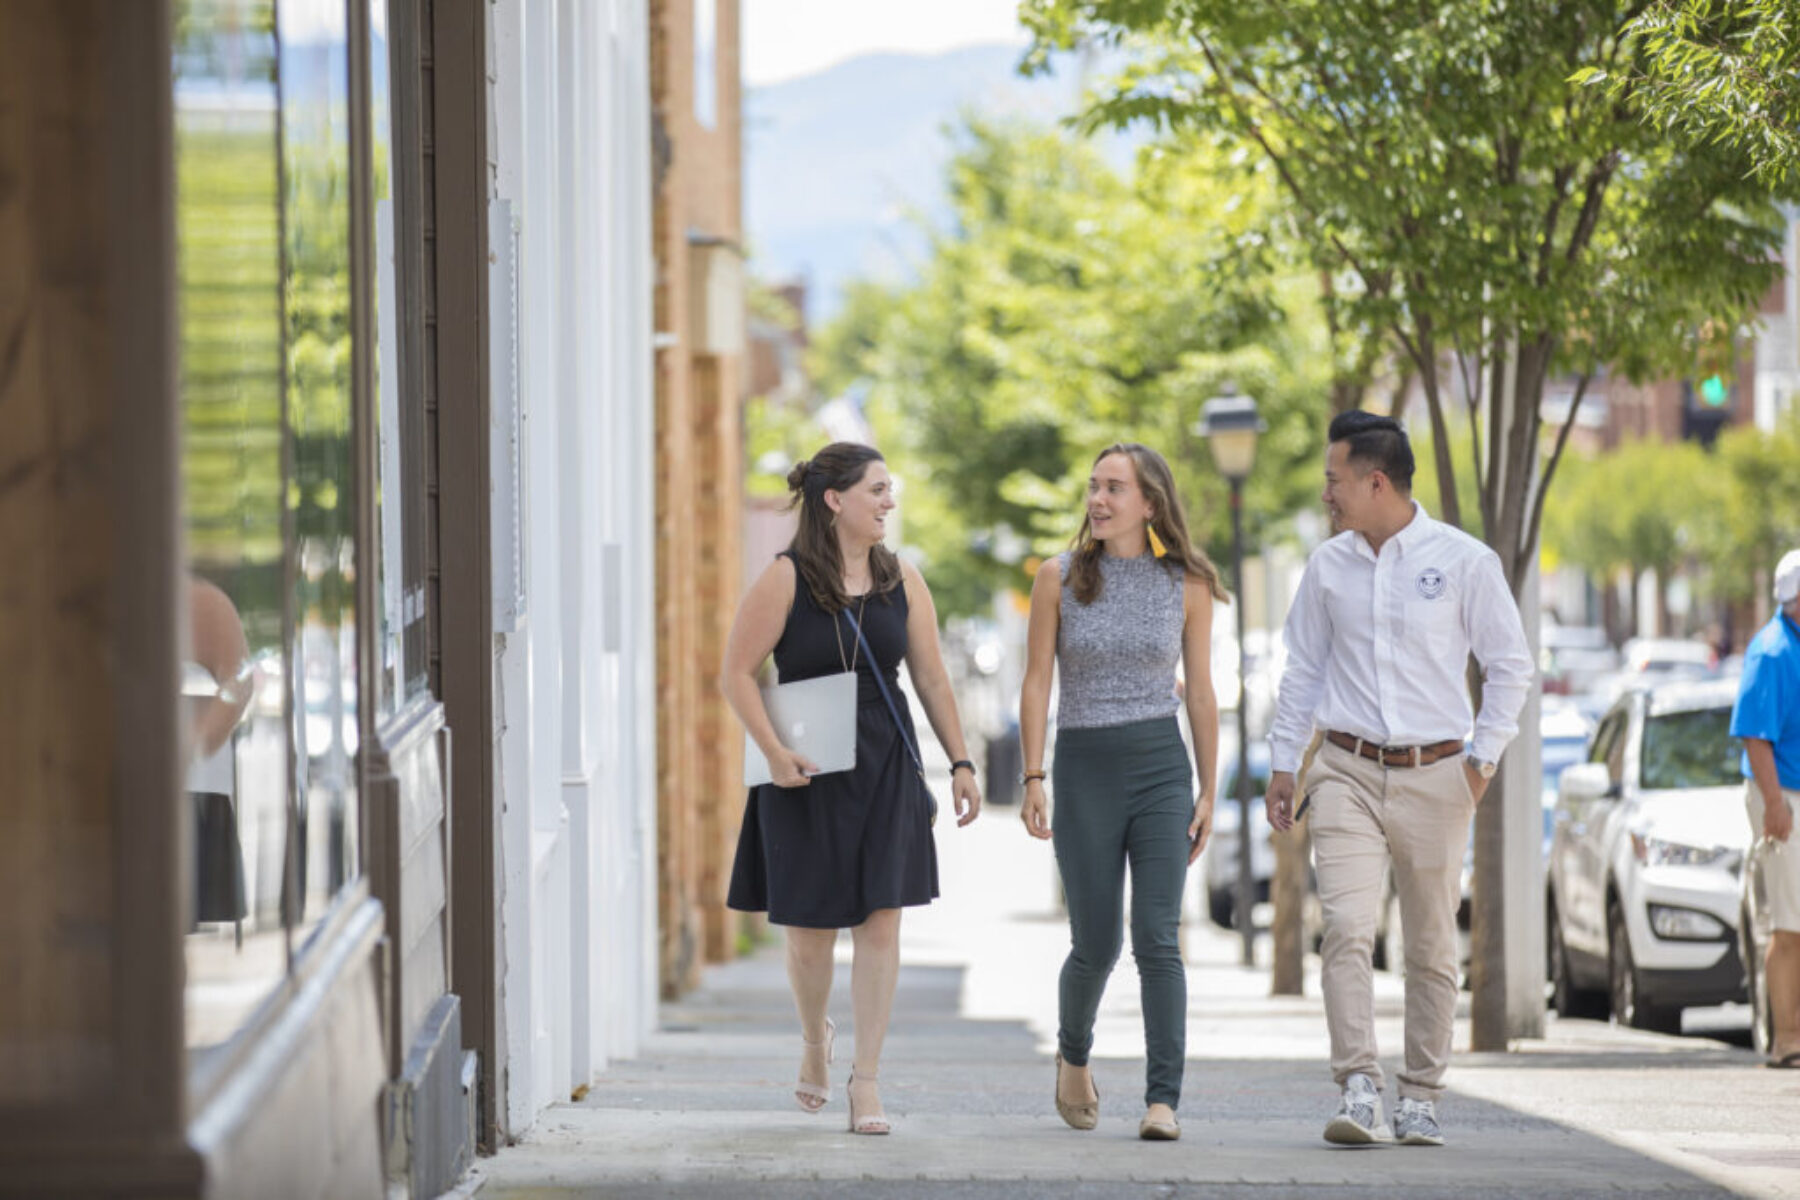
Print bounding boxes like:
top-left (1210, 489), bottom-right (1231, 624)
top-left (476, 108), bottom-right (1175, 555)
top-left (1307, 740), bottom-right (1475, 1101)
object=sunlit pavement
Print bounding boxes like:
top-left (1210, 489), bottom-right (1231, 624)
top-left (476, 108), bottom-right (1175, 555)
top-left (471, 773), bottom-right (1800, 1199)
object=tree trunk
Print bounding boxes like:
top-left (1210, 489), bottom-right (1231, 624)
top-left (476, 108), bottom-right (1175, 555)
top-left (1467, 335), bottom-right (1552, 1052)
top-left (1270, 731), bottom-right (1325, 997)
top-left (1270, 822), bottom-right (1310, 996)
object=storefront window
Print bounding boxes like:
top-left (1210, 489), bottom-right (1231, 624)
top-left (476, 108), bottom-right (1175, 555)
top-left (280, 0), bottom-right (362, 938)
top-left (175, 0), bottom-right (289, 1060)
top-left (177, 0), bottom-right (374, 1061)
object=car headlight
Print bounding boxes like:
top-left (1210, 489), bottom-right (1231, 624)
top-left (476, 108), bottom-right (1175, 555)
top-left (1647, 903), bottom-right (1729, 941)
top-left (1629, 833), bottom-right (1731, 868)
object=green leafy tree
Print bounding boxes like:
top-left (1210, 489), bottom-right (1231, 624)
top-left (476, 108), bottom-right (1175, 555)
top-left (1025, 0), bottom-right (1794, 1050)
top-left (1579, 0), bottom-right (1800, 186)
top-left (812, 120), bottom-right (1335, 618)
top-left (1024, 0), bottom-right (1792, 595)
top-left (1542, 438), bottom-right (1723, 634)
top-left (1693, 414), bottom-right (1800, 606)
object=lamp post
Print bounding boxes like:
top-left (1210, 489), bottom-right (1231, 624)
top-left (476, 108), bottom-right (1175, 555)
top-left (1200, 385), bottom-right (1263, 968)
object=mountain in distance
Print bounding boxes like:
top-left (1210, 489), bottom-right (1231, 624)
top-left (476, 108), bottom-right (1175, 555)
top-left (745, 43), bottom-right (1119, 324)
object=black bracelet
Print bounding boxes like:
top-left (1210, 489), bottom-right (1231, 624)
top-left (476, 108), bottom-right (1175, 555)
top-left (950, 759), bottom-right (976, 777)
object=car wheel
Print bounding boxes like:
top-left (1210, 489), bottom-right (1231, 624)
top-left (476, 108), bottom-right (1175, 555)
top-left (1608, 900), bottom-right (1681, 1035)
top-left (1208, 886), bottom-right (1234, 931)
top-left (1548, 896), bottom-right (1606, 1019)
top-left (1741, 904), bottom-right (1774, 1057)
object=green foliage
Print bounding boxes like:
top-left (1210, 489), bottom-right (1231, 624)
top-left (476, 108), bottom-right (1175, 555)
top-left (1694, 414), bottom-right (1800, 602)
top-left (815, 121), bottom-right (1335, 617)
top-left (1541, 416), bottom-right (1800, 609)
top-left (1024, 0), bottom-right (1795, 590)
top-left (1542, 437), bottom-right (1722, 584)
top-left (1579, 0), bottom-right (1800, 187)
top-left (178, 117), bottom-right (286, 609)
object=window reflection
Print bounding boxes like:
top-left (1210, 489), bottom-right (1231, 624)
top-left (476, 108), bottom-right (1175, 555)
top-left (280, 0), bottom-right (362, 939)
top-left (175, 0), bottom-right (289, 1057)
top-left (369, 0), bottom-right (427, 714)
top-left (178, 0), bottom-right (371, 1057)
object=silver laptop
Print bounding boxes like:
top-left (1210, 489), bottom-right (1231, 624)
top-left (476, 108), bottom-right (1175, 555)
top-left (743, 671), bottom-right (858, 787)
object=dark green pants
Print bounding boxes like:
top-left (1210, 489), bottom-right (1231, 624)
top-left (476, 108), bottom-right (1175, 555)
top-left (1052, 716), bottom-right (1194, 1109)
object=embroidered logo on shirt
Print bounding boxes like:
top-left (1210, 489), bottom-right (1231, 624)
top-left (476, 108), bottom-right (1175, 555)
top-left (1415, 568), bottom-right (1447, 600)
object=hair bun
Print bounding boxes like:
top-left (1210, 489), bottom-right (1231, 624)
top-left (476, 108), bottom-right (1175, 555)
top-left (786, 459), bottom-right (813, 493)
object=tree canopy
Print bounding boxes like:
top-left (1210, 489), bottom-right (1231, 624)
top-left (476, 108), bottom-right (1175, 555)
top-left (1580, 0), bottom-right (1800, 186)
top-left (1022, 0), bottom-right (1794, 596)
top-left (810, 121), bottom-right (1335, 617)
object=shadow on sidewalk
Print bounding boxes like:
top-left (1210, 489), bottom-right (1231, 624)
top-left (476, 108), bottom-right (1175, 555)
top-left (475, 946), bottom-right (1760, 1199)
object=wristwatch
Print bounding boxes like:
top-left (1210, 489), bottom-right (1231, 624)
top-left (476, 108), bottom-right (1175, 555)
top-left (1021, 768), bottom-right (1047, 786)
top-left (1467, 756), bottom-right (1497, 780)
top-left (950, 759), bottom-right (976, 778)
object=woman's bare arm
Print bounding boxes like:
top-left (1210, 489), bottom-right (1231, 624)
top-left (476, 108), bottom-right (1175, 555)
top-left (1181, 575), bottom-right (1219, 863)
top-left (718, 557), bottom-right (816, 788)
top-left (901, 561), bottom-right (981, 825)
top-left (1018, 557), bottom-right (1061, 839)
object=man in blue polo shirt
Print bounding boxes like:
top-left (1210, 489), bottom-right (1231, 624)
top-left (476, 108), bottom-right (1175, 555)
top-left (1732, 549), bottom-right (1800, 1067)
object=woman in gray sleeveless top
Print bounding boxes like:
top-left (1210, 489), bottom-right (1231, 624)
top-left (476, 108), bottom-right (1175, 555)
top-left (1018, 443), bottom-right (1227, 1141)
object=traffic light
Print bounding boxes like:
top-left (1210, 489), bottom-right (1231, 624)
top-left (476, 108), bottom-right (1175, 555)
top-left (1681, 375), bottom-right (1731, 445)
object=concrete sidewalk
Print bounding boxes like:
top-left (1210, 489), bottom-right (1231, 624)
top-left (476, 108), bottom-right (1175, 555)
top-left (471, 804), bottom-right (1799, 1199)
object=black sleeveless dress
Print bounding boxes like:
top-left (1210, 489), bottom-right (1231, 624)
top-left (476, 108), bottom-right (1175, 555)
top-left (726, 554), bottom-right (940, 929)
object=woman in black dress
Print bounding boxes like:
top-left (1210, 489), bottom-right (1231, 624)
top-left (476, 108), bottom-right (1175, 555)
top-left (723, 442), bottom-right (982, 1135)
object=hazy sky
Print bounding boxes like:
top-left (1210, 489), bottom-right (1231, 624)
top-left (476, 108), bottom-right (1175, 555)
top-left (741, 0), bottom-right (1031, 87)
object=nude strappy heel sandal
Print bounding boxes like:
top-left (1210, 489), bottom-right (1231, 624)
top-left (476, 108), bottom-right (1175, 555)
top-left (846, 1067), bottom-right (891, 1135)
top-left (794, 1018), bottom-right (834, 1113)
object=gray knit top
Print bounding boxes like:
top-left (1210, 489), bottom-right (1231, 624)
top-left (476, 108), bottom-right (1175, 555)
top-left (1055, 550), bottom-right (1187, 729)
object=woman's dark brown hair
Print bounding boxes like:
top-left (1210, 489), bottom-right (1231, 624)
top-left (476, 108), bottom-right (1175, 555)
top-left (785, 442), bottom-right (904, 612)
top-left (1066, 442), bottom-right (1230, 606)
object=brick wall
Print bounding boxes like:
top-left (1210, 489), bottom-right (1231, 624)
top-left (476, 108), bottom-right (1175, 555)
top-left (651, 0), bottom-right (746, 997)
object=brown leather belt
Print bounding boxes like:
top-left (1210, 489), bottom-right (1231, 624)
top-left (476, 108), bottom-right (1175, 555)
top-left (1326, 730), bottom-right (1464, 768)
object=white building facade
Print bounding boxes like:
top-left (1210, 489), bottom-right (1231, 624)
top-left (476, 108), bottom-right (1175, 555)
top-left (488, 0), bottom-right (661, 1135)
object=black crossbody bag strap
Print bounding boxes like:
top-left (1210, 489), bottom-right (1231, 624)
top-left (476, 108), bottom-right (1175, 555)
top-left (841, 607), bottom-right (925, 777)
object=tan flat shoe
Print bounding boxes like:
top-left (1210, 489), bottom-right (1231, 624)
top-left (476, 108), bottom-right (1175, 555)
top-left (1054, 1052), bottom-right (1099, 1131)
top-left (1139, 1110), bottom-right (1181, 1141)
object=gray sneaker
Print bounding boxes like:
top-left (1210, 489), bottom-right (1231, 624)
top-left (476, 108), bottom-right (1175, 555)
top-left (1393, 1096), bottom-right (1444, 1146)
top-left (1323, 1073), bottom-right (1392, 1145)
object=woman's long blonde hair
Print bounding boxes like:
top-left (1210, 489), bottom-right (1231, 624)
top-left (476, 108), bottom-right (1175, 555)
top-left (1066, 442), bottom-right (1230, 606)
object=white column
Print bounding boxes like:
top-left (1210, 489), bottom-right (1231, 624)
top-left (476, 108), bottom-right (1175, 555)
top-left (617, 0), bottom-right (660, 1057)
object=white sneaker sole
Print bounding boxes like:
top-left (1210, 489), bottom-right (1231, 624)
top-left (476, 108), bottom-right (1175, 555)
top-left (1323, 1116), bottom-right (1393, 1145)
top-left (1397, 1130), bottom-right (1444, 1147)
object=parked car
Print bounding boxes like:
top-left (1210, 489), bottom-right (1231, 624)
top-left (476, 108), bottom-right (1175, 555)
top-left (1546, 678), bottom-right (1751, 1031)
top-left (1621, 637), bottom-right (1719, 680)
top-left (1740, 830), bottom-right (1783, 1056)
top-left (1540, 623), bottom-right (1620, 697)
top-left (1204, 737), bottom-right (1272, 929)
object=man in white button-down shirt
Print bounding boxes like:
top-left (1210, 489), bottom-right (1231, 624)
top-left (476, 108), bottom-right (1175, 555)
top-left (1265, 411), bottom-right (1533, 1147)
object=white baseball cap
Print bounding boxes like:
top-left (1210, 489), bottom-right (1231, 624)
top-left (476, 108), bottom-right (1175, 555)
top-left (1776, 548), bottom-right (1800, 604)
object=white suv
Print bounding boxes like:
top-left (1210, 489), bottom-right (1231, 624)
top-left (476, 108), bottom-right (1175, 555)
top-left (1546, 678), bottom-right (1751, 1032)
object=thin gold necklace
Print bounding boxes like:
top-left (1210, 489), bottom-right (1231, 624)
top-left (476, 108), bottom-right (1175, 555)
top-left (834, 594), bottom-right (869, 673)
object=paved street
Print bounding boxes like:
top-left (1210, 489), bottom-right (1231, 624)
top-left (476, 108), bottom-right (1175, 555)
top-left (472, 795), bottom-right (1800, 1199)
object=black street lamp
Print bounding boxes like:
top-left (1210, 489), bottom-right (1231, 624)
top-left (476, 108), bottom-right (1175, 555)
top-left (1200, 384), bottom-right (1263, 968)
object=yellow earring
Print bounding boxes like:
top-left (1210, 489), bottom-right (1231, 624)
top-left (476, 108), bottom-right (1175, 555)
top-left (1147, 524), bottom-right (1168, 558)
